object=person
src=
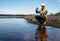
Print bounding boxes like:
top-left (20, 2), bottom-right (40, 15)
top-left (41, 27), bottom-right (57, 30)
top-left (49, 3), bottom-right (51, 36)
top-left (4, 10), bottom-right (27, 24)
top-left (35, 3), bottom-right (48, 24)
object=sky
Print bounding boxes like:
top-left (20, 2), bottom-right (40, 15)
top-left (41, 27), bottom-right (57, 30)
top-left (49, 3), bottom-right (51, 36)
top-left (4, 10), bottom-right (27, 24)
top-left (0, 0), bottom-right (60, 14)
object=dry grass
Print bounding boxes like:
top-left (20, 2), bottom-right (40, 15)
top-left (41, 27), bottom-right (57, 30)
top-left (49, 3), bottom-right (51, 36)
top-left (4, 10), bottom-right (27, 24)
top-left (24, 15), bottom-right (60, 28)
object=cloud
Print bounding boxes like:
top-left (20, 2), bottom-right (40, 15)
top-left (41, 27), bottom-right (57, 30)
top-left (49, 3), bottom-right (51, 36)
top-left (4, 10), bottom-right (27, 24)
top-left (0, 9), bottom-right (35, 15)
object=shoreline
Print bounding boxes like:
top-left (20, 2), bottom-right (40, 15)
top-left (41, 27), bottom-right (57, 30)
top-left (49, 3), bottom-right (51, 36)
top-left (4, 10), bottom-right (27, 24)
top-left (24, 16), bottom-right (60, 28)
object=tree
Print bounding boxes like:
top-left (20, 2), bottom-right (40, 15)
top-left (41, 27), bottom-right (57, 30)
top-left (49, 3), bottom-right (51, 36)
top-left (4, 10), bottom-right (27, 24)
top-left (55, 11), bottom-right (60, 15)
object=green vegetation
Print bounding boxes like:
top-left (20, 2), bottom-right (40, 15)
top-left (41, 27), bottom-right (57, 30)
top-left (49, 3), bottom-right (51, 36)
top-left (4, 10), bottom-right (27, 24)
top-left (55, 11), bottom-right (60, 15)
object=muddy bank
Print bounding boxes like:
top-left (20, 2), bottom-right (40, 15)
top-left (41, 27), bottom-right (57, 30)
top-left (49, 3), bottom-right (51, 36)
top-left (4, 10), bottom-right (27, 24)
top-left (24, 15), bottom-right (60, 28)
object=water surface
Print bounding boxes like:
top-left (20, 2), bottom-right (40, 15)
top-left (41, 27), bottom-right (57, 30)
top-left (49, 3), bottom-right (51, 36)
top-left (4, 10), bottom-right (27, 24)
top-left (0, 18), bottom-right (60, 41)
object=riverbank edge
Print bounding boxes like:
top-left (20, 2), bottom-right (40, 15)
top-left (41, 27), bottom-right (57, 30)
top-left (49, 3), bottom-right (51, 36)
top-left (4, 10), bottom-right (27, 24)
top-left (24, 16), bottom-right (60, 28)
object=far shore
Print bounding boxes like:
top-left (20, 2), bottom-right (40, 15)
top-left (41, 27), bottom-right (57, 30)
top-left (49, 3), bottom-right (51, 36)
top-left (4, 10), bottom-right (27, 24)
top-left (0, 14), bottom-right (33, 18)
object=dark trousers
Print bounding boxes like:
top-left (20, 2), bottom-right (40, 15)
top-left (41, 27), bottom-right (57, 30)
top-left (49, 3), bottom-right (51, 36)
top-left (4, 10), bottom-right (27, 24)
top-left (35, 15), bottom-right (46, 24)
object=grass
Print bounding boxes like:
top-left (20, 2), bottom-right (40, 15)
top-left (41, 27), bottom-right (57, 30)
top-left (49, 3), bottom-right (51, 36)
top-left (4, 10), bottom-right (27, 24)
top-left (24, 15), bottom-right (60, 28)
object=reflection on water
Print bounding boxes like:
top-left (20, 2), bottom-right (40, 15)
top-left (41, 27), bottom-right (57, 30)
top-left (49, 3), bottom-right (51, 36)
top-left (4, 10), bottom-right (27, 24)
top-left (35, 25), bottom-right (47, 41)
top-left (0, 18), bottom-right (60, 41)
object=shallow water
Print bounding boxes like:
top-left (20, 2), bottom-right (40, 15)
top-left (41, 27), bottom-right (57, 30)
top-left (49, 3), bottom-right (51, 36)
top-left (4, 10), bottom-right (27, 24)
top-left (0, 18), bottom-right (60, 41)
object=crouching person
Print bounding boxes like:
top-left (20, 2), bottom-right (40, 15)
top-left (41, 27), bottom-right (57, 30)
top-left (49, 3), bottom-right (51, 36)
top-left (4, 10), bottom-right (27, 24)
top-left (35, 3), bottom-right (48, 24)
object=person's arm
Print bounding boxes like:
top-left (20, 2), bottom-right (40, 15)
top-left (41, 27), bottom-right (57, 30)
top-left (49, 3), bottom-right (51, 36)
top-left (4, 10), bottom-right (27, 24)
top-left (35, 8), bottom-right (40, 13)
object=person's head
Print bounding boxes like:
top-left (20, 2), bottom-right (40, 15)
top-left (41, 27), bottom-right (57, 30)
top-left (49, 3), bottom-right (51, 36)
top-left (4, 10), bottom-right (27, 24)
top-left (41, 3), bottom-right (45, 9)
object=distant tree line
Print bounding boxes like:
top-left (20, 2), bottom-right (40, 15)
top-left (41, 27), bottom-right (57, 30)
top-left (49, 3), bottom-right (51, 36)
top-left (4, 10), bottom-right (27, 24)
top-left (50, 11), bottom-right (60, 16)
top-left (55, 11), bottom-right (60, 15)
top-left (0, 14), bottom-right (31, 16)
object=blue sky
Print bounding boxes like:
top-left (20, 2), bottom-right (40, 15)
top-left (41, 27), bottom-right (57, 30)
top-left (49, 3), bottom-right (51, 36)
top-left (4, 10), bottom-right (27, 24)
top-left (0, 0), bottom-right (60, 14)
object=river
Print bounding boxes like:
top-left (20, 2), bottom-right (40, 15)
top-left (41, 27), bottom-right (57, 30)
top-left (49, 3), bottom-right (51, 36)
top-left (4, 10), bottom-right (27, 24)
top-left (0, 18), bottom-right (60, 41)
